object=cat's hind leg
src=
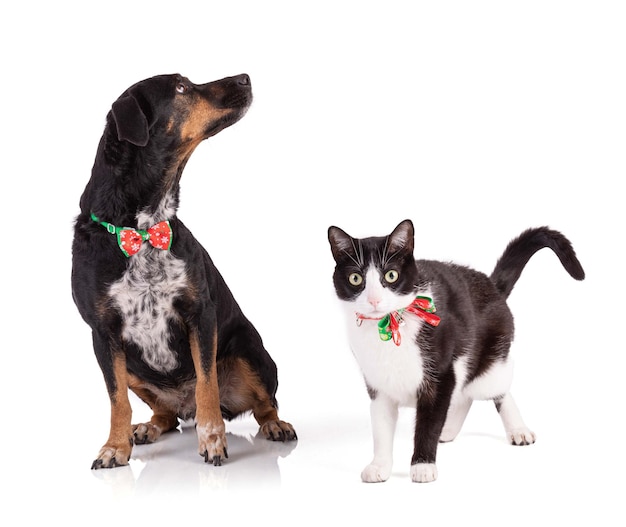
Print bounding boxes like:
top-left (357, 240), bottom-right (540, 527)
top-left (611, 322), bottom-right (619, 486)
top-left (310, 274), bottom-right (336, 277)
top-left (439, 359), bottom-right (472, 443)
top-left (495, 392), bottom-right (536, 445)
top-left (362, 393), bottom-right (398, 483)
top-left (439, 396), bottom-right (472, 443)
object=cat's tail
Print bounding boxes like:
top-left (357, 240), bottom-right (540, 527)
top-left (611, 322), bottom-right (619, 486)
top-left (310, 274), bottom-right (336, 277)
top-left (490, 227), bottom-right (585, 299)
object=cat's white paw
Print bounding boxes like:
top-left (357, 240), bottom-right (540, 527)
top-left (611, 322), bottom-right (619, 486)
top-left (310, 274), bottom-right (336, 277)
top-left (361, 463), bottom-right (392, 483)
top-left (410, 463), bottom-right (438, 483)
top-left (508, 427), bottom-right (536, 446)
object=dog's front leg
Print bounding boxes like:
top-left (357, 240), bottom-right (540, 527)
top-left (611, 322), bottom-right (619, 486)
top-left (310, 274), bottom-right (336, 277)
top-left (190, 328), bottom-right (227, 465)
top-left (92, 350), bottom-right (133, 469)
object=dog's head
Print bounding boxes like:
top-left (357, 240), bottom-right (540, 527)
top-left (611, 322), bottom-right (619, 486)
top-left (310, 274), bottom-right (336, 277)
top-left (110, 73), bottom-right (252, 150)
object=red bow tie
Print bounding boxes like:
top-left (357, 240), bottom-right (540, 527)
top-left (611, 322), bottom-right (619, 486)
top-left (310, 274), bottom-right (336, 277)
top-left (91, 213), bottom-right (173, 257)
top-left (356, 296), bottom-right (441, 346)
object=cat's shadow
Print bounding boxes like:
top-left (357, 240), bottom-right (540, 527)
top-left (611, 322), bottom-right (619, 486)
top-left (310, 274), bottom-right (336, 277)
top-left (91, 421), bottom-right (298, 496)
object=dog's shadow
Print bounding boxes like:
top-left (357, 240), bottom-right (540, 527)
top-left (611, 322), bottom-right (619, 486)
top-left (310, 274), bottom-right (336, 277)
top-left (91, 421), bottom-right (298, 497)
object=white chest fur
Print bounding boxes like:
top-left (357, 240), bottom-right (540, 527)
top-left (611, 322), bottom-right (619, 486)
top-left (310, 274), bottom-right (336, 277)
top-left (108, 248), bottom-right (188, 372)
top-left (346, 315), bottom-right (425, 407)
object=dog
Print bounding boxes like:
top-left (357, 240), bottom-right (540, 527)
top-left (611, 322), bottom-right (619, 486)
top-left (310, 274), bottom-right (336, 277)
top-left (72, 73), bottom-right (296, 469)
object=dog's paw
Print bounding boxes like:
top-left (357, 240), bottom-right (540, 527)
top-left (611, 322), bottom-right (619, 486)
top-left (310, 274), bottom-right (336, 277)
top-left (260, 420), bottom-right (297, 442)
top-left (361, 462), bottom-right (392, 483)
top-left (410, 462), bottom-right (438, 483)
top-left (508, 427), bottom-right (536, 446)
top-left (132, 422), bottom-right (162, 444)
top-left (91, 443), bottom-right (132, 470)
top-left (196, 423), bottom-right (228, 466)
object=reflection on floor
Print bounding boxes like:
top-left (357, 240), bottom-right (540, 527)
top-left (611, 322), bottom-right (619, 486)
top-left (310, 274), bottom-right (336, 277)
top-left (90, 420), bottom-right (298, 498)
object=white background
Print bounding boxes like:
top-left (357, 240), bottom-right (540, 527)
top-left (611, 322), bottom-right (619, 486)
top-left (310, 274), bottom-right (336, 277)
top-left (2, 1), bottom-right (624, 524)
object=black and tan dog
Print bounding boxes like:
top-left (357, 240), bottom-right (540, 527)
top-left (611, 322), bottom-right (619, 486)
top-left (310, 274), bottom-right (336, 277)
top-left (72, 73), bottom-right (296, 469)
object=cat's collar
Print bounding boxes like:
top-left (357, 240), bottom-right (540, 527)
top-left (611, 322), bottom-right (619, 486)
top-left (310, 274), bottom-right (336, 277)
top-left (356, 295), bottom-right (440, 346)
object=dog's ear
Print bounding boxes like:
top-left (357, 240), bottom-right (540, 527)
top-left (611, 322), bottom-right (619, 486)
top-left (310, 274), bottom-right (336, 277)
top-left (111, 94), bottom-right (150, 147)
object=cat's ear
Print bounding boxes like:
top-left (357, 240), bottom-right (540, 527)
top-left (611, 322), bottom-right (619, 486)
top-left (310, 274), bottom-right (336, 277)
top-left (388, 219), bottom-right (415, 254)
top-left (328, 226), bottom-right (355, 261)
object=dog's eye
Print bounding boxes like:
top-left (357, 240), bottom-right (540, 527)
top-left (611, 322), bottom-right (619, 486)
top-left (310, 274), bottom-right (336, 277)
top-left (348, 273), bottom-right (363, 286)
top-left (384, 270), bottom-right (399, 283)
top-left (176, 83), bottom-right (188, 94)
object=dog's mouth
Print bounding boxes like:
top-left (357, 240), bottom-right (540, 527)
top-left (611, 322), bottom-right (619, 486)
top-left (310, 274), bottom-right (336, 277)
top-left (204, 74), bottom-right (252, 111)
top-left (221, 91), bottom-right (252, 112)
top-left (203, 106), bottom-right (250, 139)
top-left (198, 74), bottom-right (252, 137)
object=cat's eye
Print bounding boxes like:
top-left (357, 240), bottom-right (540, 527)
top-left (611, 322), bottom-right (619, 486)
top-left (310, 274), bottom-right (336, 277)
top-left (348, 273), bottom-right (363, 286)
top-left (384, 270), bottom-right (399, 283)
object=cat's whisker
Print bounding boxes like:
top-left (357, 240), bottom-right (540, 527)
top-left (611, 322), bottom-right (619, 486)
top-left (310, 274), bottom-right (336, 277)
top-left (343, 237), bottom-right (364, 267)
top-left (342, 249), bottom-right (361, 268)
top-left (381, 236), bottom-right (390, 266)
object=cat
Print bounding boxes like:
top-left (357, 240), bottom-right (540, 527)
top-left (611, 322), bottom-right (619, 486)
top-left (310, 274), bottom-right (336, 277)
top-left (328, 220), bottom-right (584, 483)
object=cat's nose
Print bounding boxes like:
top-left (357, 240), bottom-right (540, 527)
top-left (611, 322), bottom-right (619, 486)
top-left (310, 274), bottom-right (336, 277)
top-left (368, 298), bottom-right (381, 308)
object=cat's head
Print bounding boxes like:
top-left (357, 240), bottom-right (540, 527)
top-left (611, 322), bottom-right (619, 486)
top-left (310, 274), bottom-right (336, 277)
top-left (328, 219), bottom-right (419, 317)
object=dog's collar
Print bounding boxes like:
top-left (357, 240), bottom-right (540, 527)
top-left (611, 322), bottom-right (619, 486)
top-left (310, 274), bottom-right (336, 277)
top-left (356, 296), bottom-right (440, 346)
top-left (90, 213), bottom-right (173, 257)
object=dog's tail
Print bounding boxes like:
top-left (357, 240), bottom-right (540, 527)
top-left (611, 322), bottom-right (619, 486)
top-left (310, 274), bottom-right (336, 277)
top-left (490, 227), bottom-right (585, 299)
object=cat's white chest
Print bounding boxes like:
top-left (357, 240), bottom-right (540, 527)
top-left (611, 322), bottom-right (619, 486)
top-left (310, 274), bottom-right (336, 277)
top-left (346, 315), bottom-right (425, 407)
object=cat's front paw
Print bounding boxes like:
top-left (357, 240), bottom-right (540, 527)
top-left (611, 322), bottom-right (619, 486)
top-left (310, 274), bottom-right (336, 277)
top-left (508, 427), bottom-right (536, 446)
top-left (410, 462), bottom-right (438, 483)
top-left (361, 462), bottom-right (392, 483)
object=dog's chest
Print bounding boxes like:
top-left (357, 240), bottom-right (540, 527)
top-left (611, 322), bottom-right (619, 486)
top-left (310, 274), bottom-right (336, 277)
top-left (108, 250), bottom-right (188, 372)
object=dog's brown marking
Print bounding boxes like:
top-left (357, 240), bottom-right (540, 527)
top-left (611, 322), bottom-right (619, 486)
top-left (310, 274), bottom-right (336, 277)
top-left (190, 328), bottom-right (227, 465)
top-left (92, 353), bottom-right (134, 469)
top-left (172, 95), bottom-right (231, 164)
top-left (180, 97), bottom-right (230, 142)
top-left (218, 357), bottom-right (297, 441)
top-left (163, 97), bottom-right (231, 191)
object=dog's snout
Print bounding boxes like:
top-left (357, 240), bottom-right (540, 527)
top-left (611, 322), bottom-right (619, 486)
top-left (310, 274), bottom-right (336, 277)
top-left (236, 74), bottom-right (250, 86)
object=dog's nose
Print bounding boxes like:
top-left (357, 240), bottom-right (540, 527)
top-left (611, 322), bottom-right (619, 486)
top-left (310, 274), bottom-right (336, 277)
top-left (236, 74), bottom-right (250, 86)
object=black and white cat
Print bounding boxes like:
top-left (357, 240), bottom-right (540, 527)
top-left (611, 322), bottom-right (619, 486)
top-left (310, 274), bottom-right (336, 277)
top-left (328, 220), bottom-right (584, 483)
